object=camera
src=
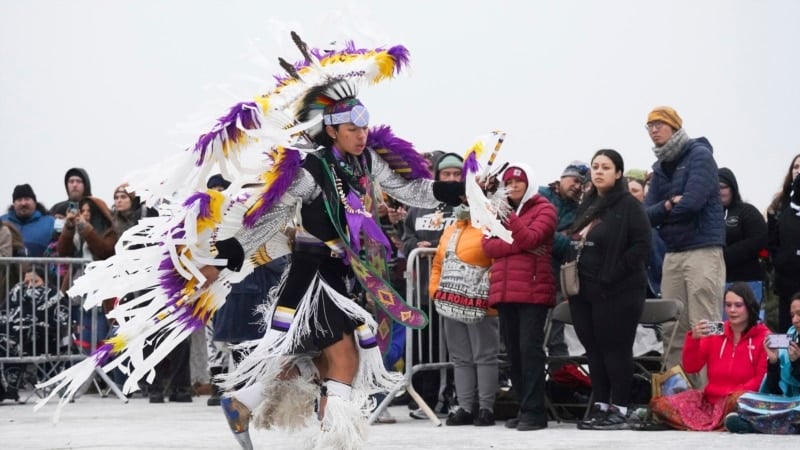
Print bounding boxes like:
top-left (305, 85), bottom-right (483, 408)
top-left (67, 201), bottom-right (79, 213)
top-left (707, 321), bottom-right (725, 336)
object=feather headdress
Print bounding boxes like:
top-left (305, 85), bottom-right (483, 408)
top-left (129, 32), bottom-right (412, 204)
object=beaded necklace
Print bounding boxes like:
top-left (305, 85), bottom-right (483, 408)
top-left (329, 146), bottom-right (372, 218)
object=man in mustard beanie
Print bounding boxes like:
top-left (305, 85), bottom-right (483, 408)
top-left (646, 106), bottom-right (682, 134)
top-left (643, 106), bottom-right (725, 379)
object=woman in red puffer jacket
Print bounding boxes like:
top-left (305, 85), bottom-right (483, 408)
top-left (482, 162), bottom-right (557, 431)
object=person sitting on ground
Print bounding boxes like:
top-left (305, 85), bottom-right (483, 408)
top-left (725, 291), bottom-right (800, 434)
top-left (649, 282), bottom-right (770, 430)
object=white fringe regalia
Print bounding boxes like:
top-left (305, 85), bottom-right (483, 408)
top-left (33, 34), bottom-right (423, 445)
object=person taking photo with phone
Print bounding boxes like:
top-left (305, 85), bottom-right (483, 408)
top-left (725, 292), bottom-right (800, 434)
top-left (649, 282), bottom-right (769, 430)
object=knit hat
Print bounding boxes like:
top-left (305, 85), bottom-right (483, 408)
top-left (647, 106), bottom-right (682, 130)
top-left (436, 154), bottom-right (463, 171)
top-left (206, 174), bottom-right (231, 190)
top-left (114, 183), bottom-right (132, 196)
top-left (624, 169), bottom-right (647, 183)
top-left (502, 166), bottom-right (529, 184)
top-left (561, 161), bottom-right (589, 182)
top-left (12, 184), bottom-right (36, 202)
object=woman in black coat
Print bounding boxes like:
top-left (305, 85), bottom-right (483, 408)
top-left (566, 149), bottom-right (651, 430)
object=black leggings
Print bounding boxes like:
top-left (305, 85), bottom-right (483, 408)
top-left (568, 279), bottom-right (644, 407)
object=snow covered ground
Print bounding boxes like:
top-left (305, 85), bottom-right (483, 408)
top-left (1, 392), bottom-right (795, 449)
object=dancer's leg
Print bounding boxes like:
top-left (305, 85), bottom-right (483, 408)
top-left (318, 334), bottom-right (358, 418)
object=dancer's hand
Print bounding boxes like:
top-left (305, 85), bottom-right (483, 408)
top-left (199, 265), bottom-right (221, 289)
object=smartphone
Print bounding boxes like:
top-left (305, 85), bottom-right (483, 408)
top-left (707, 321), bottom-right (725, 336)
top-left (767, 334), bottom-right (793, 349)
top-left (67, 201), bottom-right (79, 213)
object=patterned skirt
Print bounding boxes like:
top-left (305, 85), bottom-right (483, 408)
top-left (650, 389), bottom-right (742, 431)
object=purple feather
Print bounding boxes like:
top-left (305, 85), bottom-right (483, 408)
top-left (368, 125), bottom-right (431, 180)
top-left (178, 312), bottom-right (206, 331)
top-left (243, 147), bottom-right (303, 228)
top-left (91, 343), bottom-right (114, 366)
top-left (183, 192), bottom-right (212, 219)
top-left (192, 102), bottom-right (260, 166)
top-left (158, 247), bottom-right (191, 307)
top-left (386, 46), bottom-right (410, 74)
top-left (463, 151), bottom-right (480, 175)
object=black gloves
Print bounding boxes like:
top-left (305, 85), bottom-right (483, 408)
top-left (215, 238), bottom-right (245, 271)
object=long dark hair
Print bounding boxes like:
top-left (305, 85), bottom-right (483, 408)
top-left (567, 149), bottom-right (627, 234)
top-left (768, 152), bottom-right (800, 213)
top-left (725, 282), bottom-right (761, 332)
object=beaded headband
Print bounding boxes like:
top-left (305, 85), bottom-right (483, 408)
top-left (323, 98), bottom-right (369, 127)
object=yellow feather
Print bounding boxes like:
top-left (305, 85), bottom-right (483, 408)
top-left (255, 95), bottom-right (270, 114)
top-left (372, 51), bottom-right (396, 83)
top-left (466, 141), bottom-right (484, 159)
top-left (192, 291), bottom-right (215, 318)
top-left (196, 190), bottom-right (225, 232)
top-left (106, 335), bottom-right (128, 354)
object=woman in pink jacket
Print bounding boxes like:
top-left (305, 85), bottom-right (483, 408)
top-left (482, 163), bottom-right (557, 431)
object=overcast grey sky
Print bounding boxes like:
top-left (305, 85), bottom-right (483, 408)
top-left (1, 0), bottom-right (798, 212)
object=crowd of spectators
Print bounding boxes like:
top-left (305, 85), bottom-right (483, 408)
top-left (2, 106), bottom-right (799, 434)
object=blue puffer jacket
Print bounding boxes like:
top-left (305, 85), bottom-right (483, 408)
top-left (645, 137), bottom-right (725, 252)
top-left (0, 208), bottom-right (55, 257)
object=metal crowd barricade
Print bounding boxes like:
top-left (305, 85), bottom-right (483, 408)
top-left (368, 247), bottom-right (453, 426)
top-left (0, 256), bottom-right (126, 403)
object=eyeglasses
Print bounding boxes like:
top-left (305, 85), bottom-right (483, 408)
top-left (645, 121), bottom-right (666, 131)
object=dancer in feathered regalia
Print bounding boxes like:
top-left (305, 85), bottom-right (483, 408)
top-left (35, 33), bottom-right (464, 449)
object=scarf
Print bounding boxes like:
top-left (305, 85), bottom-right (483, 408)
top-left (652, 128), bottom-right (689, 162)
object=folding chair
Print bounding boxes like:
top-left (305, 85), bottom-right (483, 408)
top-left (633, 298), bottom-right (683, 377)
top-left (543, 301), bottom-right (591, 422)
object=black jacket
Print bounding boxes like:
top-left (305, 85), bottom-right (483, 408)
top-left (718, 168), bottom-right (768, 282)
top-left (571, 182), bottom-right (651, 290)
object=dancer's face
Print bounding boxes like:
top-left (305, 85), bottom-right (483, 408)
top-left (328, 124), bottom-right (369, 156)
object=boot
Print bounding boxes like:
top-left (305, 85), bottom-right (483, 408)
top-left (221, 396), bottom-right (253, 450)
top-left (169, 386), bottom-right (193, 403)
top-left (207, 366), bottom-right (225, 407)
top-left (312, 381), bottom-right (368, 450)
